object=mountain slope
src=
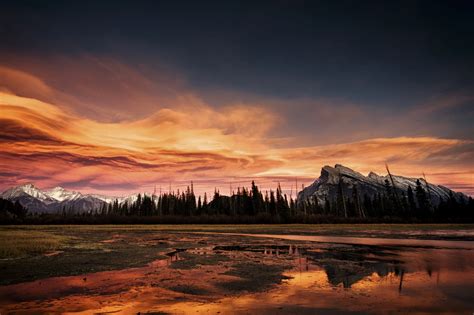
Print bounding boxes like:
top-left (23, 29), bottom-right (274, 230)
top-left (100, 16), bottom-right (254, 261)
top-left (0, 184), bottom-right (108, 214)
top-left (297, 164), bottom-right (468, 207)
top-left (44, 186), bottom-right (83, 202)
top-left (0, 184), bottom-right (153, 214)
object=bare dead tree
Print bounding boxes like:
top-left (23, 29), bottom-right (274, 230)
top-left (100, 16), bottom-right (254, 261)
top-left (398, 269), bottom-right (405, 293)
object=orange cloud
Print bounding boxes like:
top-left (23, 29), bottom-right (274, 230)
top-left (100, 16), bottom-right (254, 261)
top-left (0, 60), bottom-right (472, 197)
top-left (0, 91), bottom-right (283, 195)
top-left (1, 90), bottom-right (472, 196)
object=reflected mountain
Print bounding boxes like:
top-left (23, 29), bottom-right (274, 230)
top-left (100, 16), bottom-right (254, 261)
top-left (302, 245), bottom-right (403, 288)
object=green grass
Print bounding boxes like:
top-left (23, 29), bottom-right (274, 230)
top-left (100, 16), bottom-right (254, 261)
top-left (0, 229), bottom-right (69, 259)
top-left (0, 224), bottom-right (472, 285)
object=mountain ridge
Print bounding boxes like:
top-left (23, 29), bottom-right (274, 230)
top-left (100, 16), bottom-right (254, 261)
top-left (0, 184), bottom-right (122, 214)
top-left (297, 164), bottom-right (468, 207)
top-left (1, 165), bottom-right (469, 214)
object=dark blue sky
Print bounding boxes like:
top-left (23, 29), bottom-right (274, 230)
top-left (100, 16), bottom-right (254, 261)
top-left (1, 0), bottom-right (473, 195)
top-left (1, 0), bottom-right (473, 143)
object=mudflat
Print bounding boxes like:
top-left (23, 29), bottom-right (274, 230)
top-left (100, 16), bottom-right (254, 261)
top-left (1, 224), bottom-right (473, 314)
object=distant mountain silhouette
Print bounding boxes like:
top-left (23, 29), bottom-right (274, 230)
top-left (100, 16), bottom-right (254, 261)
top-left (297, 164), bottom-right (468, 207)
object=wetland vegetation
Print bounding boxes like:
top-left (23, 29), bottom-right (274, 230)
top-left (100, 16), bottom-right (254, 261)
top-left (0, 224), bottom-right (473, 314)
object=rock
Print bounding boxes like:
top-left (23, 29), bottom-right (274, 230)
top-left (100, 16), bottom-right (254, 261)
top-left (297, 164), bottom-right (468, 207)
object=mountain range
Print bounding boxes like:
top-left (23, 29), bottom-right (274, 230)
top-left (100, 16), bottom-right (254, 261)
top-left (0, 184), bottom-right (147, 214)
top-left (297, 164), bottom-right (468, 206)
top-left (1, 165), bottom-right (469, 213)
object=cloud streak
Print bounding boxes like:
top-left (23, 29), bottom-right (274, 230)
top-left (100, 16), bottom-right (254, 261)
top-left (1, 90), bottom-right (472, 196)
top-left (0, 61), bottom-right (473, 196)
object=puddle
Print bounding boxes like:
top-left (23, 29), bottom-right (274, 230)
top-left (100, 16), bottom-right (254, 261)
top-left (164, 265), bottom-right (474, 314)
top-left (1, 233), bottom-right (473, 314)
top-left (158, 244), bottom-right (474, 314)
top-left (216, 232), bottom-right (474, 249)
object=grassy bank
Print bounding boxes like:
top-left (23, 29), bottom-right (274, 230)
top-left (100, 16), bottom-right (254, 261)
top-left (0, 229), bottom-right (69, 259)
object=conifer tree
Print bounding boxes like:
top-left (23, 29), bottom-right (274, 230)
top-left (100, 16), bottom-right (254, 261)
top-left (407, 186), bottom-right (416, 214)
top-left (269, 190), bottom-right (277, 216)
top-left (251, 181), bottom-right (263, 214)
top-left (197, 195), bottom-right (202, 215)
top-left (415, 179), bottom-right (428, 216)
top-left (337, 178), bottom-right (347, 218)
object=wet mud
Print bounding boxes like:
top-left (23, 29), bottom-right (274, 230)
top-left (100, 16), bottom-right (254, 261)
top-left (0, 227), bottom-right (473, 314)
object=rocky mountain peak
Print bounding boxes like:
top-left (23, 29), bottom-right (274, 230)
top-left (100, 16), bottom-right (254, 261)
top-left (368, 172), bottom-right (379, 179)
top-left (298, 164), bottom-right (468, 207)
top-left (50, 186), bottom-right (65, 191)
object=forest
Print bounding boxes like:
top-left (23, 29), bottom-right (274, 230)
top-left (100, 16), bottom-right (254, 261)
top-left (1, 180), bottom-right (473, 224)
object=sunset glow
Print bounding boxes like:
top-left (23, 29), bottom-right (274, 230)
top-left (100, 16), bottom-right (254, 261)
top-left (0, 63), bottom-right (472, 196)
top-left (1, 2), bottom-right (474, 314)
top-left (0, 0), bottom-right (473, 198)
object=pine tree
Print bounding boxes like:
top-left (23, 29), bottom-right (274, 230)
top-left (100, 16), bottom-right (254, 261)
top-left (276, 183), bottom-right (290, 221)
top-left (197, 196), bottom-right (202, 215)
top-left (407, 186), bottom-right (416, 215)
top-left (415, 179), bottom-right (428, 217)
top-left (269, 190), bottom-right (277, 216)
top-left (99, 203), bottom-right (106, 216)
top-left (352, 185), bottom-right (365, 218)
top-left (202, 192), bottom-right (208, 215)
top-left (337, 178), bottom-right (347, 218)
top-left (363, 194), bottom-right (373, 217)
top-left (383, 179), bottom-right (395, 215)
top-left (264, 191), bottom-right (269, 213)
top-left (324, 196), bottom-right (331, 215)
top-left (251, 181), bottom-right (263, 214)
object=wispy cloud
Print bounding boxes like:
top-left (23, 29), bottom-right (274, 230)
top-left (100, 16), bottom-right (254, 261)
top-left (0, 60), bottom-right (473, 196)
top-left (1, 90), bottom-right (472, 196)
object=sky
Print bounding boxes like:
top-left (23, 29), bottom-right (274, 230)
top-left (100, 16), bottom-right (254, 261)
top-left (0, 0), bottom-right (473, 196)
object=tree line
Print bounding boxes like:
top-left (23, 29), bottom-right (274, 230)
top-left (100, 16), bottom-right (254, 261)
top-left (299, 178), bottom-right (472, 220)
top-left (1, 179), bottom-right (472, 224)
top-left (0, 198), bottom-right (27, 218)
top-left (91, 181), bottom-right (293, 221)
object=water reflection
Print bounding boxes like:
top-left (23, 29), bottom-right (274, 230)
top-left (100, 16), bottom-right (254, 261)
top-left (166, 249), bottom-right (183, 262)
top-left (1, 237), bottom-right (473, 314)
top-left (158, 265), bottom-right (474, 314)
top-left (263, 245), bottom-right (301, 256)
top-left (225, 239), bottom-right (474, 294)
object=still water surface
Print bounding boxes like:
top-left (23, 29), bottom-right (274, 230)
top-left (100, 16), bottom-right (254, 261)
top-left (0, 233), bottom-right (473, 314)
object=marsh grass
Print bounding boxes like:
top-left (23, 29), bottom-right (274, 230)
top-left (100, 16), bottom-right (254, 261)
top-left (0, 223), bottom-right (471, 259)
top-left (170, 252), bottom-right (230, 270)
top-left (4, 223), bottom-right (472, 232)
top-left (0, 229), bottom-right (69, 259)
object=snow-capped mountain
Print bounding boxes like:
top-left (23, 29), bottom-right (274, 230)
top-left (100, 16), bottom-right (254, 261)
top-left (0, 184), bottom-right (58, 212)
top-left (297, 164), bottom-right (468, 206)
top-left (0, 183), bottom-right (156, 214)
top-left (2, 183), bottom-right (57, 204)
top-left (44, 186), bottom-right (83, 202)
top-left (88, 193), bottom-right (121, 204)
top-left (0, 184), bottom-right (117, 214)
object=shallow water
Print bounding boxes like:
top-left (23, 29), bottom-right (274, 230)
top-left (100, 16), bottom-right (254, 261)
top-left (228, 232), bottom-right (474, 249)
top-left (168, 266), bottom-right (474, 314)
top-left (1, 232), bottom-right (473, 314)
